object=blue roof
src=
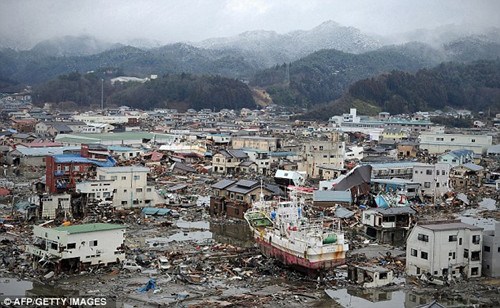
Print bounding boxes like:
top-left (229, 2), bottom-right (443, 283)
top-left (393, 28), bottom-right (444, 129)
top-left (313, 190), bottom-right (352, 203)
top-left (108, 146), bottom-right (138, 152)
top-left (53, 154), bottom-right (116, 167)
top-left (142, 207), bottom-right (171, 216)
top-left (270, 152), bottom-right (296, 157)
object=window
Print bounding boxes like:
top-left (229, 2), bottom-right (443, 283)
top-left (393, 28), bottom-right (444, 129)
top-left (421, 251), bottom-right (428, 260)
top-left (459, 238), bottom-right (462, 245)
top-left (67, 243), bottom-right (76, 249)
top-left (464, 249), bottom-right (469, 258)
top-left (471, 251), bottom-right (480, 261)
top-left (122, 176), bottom-right (127, 180)
top-left (484, 246), bottom-right (491, 252)
top-left (449, 235), bottom-right (457, 242)
top-left (471, 139), bottom-right (476, 143)
top-left (418, 234), bottom-right (429, 242)
top-left (472, 235), bottom-right (480, 244)
top-left (411, 249), bottom-right (417, 257)
top-left (147, 188), bottom-right (152, 192)
top-left (136, 188), bottom-right (143, 192)
top-left (89, 240), bottom-right (98, 247)
top-left (436, 138), bottom-right (444, 141)
top-left (436, 170), bottom-right (440, 176)
top-left (134, 175), bottom-right (140, 180)
top-left (426, 170), bottom-right (433, 175)
top-left (448, 252), bottom-right (456, 259)
top-left (424, 182), bottom-right (431, 188)
top-left (111, 176), bottom-right (117, 180)
top-left (51, 243), bottom-right (58, 250)
top-left (498, 247), bottom-right (500, 253)
top-left (121, 201), bottom-right (127, 205)
top-left (471, 267), bottom-right (479, 276)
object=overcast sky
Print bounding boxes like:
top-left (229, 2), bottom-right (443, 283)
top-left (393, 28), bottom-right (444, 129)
top-left (1, 0), bottom-right (499, 48)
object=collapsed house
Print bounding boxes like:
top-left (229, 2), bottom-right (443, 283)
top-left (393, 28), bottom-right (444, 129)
top-left (347, 264), bottom-right (394, 288)
top-left (362, 207), bottom-right (416, 245)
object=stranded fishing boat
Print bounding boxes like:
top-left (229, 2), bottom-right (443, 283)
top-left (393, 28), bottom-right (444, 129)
top-left (244, 190), bottom-right (348, 271)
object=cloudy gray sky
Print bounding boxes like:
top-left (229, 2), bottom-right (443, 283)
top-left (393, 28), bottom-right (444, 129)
top-left (1, 0), bottom-right (499, 48)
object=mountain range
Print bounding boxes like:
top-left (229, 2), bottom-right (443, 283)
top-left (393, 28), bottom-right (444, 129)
top-left (1, 21), bottom-right (500, 114)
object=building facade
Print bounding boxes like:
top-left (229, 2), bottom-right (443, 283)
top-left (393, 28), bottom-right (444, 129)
top-left (406, 221), bottom-right (483, 280)
top-left (27, 223), bottom-right (126, 271)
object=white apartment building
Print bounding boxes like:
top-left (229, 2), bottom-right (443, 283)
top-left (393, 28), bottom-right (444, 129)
top-left (27, 223), bottom-right (125, 268)
top-left (419, 133), bottom-right (492, 154)
top-left (483, 222), bottom-right (500, 277)
top-left (406, 221), bottom-right (483, 280)
top-left (76, 166), bottom-right (158, 208)
top-left (412, 163), bottom-right (452, 198)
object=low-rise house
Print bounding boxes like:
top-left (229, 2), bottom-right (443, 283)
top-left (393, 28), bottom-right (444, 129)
top-left (397, 142), bottom-right (419, 158)
top-left (483, 222), bottom-right (500, 277)
top-left (362, 207), bottom-right (416, 245)
top-left (412, 163), bottom-right (451, 198)
top-left (212, 149), bottom-right (249, 175)
top-left (27, 223), bottom-right (126, 271)
top-left (437, 149), bottom-right (474, 167)
top-left (347, 265), bottom-right (394, 288)
top-left (406, 221), bottom-right (483, 280)
top-left (210, 179), bottom-right (281, 219)
top-left (450, 163), bottom-right (485, 189)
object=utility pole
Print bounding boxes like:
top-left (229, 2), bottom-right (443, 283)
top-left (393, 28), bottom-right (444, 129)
top-left (100, 78), bottom-right (104, 110)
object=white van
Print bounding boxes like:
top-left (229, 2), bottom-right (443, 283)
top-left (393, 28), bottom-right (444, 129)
top-left (123, 260), bottom-right (142, 272)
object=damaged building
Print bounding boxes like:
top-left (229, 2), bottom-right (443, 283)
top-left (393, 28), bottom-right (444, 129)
top-left (27, 223), bottom-right (126, 273)
top-left (362, 207), bottom-right (416, 245)
top-left (406, 221), bottom-right (483, 280)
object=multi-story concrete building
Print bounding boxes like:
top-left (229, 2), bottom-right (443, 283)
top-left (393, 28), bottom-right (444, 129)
top-left (419, 133), bottom-right (492, 154)
top-left (483, 222), bottom-right (500, 277)
top-left (438, 149), bottom-right (474, 167)
top-left (412, 163), bottom-right (451, 198)
top-left (27, 223), bottom-right (125, 271)
top-left (231, 136), bottom-right (281, 152)
top-left (76, 166), bottom-right (157, 208)
top-left (299, 132), bottom-right (345, 179)
top-left (45, 145), bottom-right (116, 194)
top-left (406, 221), bottom-right (483, 280)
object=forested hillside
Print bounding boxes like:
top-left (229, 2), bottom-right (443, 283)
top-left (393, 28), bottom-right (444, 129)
top-left (298, 60), bottom-right (500, 120)
top-left (33, 72), bottom-right (255, 111)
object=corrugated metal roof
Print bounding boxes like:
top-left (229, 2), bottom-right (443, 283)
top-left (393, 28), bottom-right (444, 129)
top-left (13, 146), bottom-right (79, 157)
top-left (54, 223), bottom-right (125, 234)
top-left (53, 154), bottom-right (116, 167)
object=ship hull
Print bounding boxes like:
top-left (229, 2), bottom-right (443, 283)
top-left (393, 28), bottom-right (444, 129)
top-left (255, 236), bottom-right (345, 271)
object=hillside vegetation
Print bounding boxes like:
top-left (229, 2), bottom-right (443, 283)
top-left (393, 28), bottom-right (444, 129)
top-left (33, 72), bottom-right (255, 111)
